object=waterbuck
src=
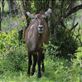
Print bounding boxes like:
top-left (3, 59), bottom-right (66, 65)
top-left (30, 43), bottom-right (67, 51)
top-left (25, 8), bottom-right (52, 78)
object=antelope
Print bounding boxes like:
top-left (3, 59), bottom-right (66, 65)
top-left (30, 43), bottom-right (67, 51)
top-left (24, 8), bottom-right (52, 78)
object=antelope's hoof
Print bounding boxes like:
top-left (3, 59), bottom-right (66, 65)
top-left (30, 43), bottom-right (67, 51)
top-left (27, 72), bottom-right (30, 76)
top-left (42, 69), bottom-right (45, 72)
top-left (38, 74), bottom-right (41, 78)
top-left (31, 72), bottom-right (34, 76)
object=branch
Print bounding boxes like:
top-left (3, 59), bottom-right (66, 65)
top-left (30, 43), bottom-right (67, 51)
top-left (60, 21), bottom-right (66, 28)
top-left (70, 22), bottom-right (78, 31)
top-left (64, 4), bottom-right (82, 18)
top-left (59, 4), bottom-right (82, 25)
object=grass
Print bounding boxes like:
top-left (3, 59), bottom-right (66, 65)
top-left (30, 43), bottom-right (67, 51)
top-left (0, 57), bottom-right (56, 82)
top-left (0, 52), bottom-right (82, 82)
top-left (0, 72), bottom-right (54, 82)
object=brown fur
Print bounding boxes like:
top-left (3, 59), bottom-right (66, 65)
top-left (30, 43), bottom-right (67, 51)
top-left (24, 13), bottom-right (49, 78)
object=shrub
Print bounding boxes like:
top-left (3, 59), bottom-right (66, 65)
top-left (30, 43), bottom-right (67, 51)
top-left (44, 28), bottom-right (79, 60)
top-left (0, 30), bottom-right (19, 53)
top-left (0, 45), bottom-right (27, 72)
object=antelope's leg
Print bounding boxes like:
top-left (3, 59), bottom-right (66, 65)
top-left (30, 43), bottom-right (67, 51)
top-left (37, 53), bottom-right (42, 78)
top-left (41, 54), bottom-right (45, 72)
top-left (27, 52), bottom-right (32, 76)
top-left (31, 54), bottom-right (37, 75)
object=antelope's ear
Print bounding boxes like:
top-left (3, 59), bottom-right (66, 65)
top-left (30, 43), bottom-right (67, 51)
top-left (26, 12), bottom-right (35, 19)
top-left (42, 8), bottom-right (52, 18)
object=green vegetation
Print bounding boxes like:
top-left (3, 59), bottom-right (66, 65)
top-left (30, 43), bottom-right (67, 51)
top-left (0, 32), bottom-right (82, 82)
top-left (1, 15), bottom-right (26, 31)
top-left (0, 0), bottom-right (82, 82)
top-left (0, 46), bottom-right (82, 82)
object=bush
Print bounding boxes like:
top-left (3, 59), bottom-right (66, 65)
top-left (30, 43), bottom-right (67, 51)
top-left (0, 29), bottom-right (28, 73)
top-left (0, 45), bottom-right (27, 72)
top-left (44, 28), bottom-right (79, 60)
top-left (0, 30), bottom-right (19, 53)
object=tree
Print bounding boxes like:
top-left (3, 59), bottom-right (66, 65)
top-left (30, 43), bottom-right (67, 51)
top-left (50, 0), bottom-right (82, 59)
top-left (21, 0), bottom-right (31, 26)
top-left (0, 7), bottom-right (1, 31)
top-left (7, 0), bottom-right (18, 16)
top-left (1, 0), bottom-right (4, 17)
top-left (34, 0), bottom-right (49, 13)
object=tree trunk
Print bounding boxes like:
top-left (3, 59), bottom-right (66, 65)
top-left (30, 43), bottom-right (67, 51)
top-left (0, 7), bottom-right (1, 31)
top-left (21, 0), bottom-right (31, 26)
top-left (1, 0), bottom-right (4, 17)
top-left (48, 0), bottom-right (52, 36)
top-left (7, 0), bottom-right (18, 16)
top-left (18, 0), bottom-right (31, 44)
top-left (34, 0), bottom-right (49, 13)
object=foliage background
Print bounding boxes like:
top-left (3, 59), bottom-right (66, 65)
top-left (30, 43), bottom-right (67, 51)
top-left (0, 0), bottom-right (82, 82)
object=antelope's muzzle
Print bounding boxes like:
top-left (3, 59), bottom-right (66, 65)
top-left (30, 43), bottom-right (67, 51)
top-left (38, 25), bottom-right (44, 34)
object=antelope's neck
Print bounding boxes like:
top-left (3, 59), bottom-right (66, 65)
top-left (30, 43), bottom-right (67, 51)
top-left (38, 34), bottom-right (43, 39)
